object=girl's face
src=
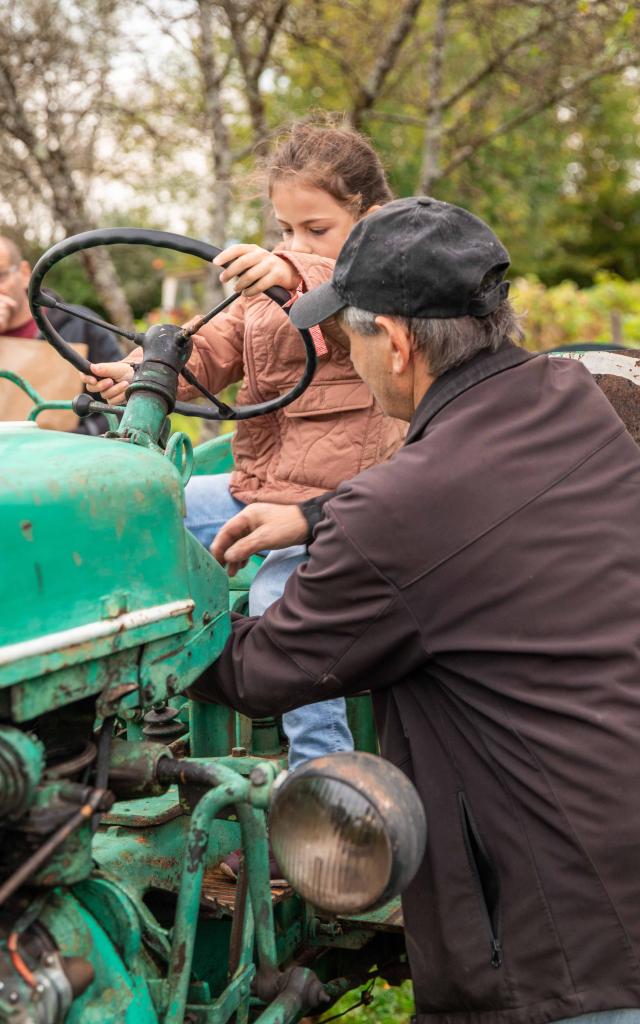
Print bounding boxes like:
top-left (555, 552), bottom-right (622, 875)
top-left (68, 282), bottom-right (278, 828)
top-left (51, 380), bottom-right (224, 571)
top-left (271, 181), bottom-right (360, 260)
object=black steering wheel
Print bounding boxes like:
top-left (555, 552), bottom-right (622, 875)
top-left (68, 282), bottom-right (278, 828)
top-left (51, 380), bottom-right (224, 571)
top-left (28, 228), bottom-right (317, 420)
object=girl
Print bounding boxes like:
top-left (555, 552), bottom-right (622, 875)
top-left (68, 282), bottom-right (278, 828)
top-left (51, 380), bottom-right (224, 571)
top-left (83, 118), bottom-right (405, 776)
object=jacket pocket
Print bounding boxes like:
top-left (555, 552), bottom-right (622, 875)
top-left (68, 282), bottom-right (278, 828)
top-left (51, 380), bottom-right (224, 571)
top-left (458, 792), bottom-right (503, 969)
top-left (279, 378), bottom-right (373, 418)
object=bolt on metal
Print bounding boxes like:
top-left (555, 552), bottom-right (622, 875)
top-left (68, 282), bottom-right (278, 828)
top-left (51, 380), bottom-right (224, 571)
top-left (249, 766), bottom-right (268, 786)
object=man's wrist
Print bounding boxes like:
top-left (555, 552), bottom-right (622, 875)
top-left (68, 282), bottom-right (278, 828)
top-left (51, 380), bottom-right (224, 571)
top-left (298, 491), bottom-right (336, 542)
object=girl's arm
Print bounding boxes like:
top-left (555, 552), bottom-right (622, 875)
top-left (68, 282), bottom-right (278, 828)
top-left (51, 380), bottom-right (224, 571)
top-left (175, 297), bottom-right (246, 400)
top-left (276, 250), bottom-right (335, 292)
top-left (82, 248), bottom-right (339, 404)
top-left (82, 299), bottom-right (247, 404)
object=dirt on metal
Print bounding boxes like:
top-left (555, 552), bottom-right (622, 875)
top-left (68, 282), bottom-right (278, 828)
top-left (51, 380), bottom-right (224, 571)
top-left (595, 373), bottom-right (640, 444)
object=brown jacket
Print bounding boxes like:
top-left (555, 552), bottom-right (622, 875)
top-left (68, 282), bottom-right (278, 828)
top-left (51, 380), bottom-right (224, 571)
top-left (176, 250), bottom-right (405, 503)
top-left (193, 342), bottom-right (640, 1024)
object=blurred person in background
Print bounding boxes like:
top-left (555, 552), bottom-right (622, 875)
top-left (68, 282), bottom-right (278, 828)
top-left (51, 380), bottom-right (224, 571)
top-left (0, 234), bottom-right (122, 435)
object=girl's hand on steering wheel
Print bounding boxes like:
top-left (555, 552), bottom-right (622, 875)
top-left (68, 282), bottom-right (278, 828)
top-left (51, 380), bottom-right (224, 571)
top-left (214, 244), bottom-right (300, 297)
top-left (80, 361), bottom-right (136, 404)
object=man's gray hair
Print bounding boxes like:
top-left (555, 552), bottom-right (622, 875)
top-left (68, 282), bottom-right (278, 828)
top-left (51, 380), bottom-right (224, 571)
top-left (339, 287), bottom-right (524, 378)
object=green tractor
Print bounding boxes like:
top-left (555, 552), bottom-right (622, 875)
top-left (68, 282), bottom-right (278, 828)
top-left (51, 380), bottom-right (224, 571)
top-left (0, 229), bottom-right (427, 1024)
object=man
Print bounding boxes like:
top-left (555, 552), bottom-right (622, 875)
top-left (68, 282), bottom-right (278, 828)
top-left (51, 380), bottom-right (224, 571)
top-left (0, 235), bottom-right (122, 433)
top-left (191, 197), bottom-right (640, 1024)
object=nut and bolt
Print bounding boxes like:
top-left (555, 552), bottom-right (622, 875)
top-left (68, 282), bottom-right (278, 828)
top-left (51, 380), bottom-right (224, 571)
top-left (249, 766), bottom-right (268, 786)
top-left (8, 992), bottom-right (19, 1004)
top-left (43, 954), bottom-right (56, 968)
top-left (231, 746), bottom-right (247, 758)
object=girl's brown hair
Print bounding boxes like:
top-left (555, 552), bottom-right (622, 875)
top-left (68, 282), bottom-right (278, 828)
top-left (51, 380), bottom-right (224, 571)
top-left (266, 114), bottom-right (393, 216)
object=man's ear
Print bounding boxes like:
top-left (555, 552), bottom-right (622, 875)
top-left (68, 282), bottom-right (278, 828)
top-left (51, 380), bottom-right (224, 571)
top-left (374, 315), bottom-right (412, 373)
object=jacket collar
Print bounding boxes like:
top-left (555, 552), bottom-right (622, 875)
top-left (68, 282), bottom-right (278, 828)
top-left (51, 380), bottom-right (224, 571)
top-left (405, 340), bottom-right (536, 445)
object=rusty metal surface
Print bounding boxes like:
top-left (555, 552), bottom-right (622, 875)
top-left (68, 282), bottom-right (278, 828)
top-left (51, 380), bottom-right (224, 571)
top-left (200, 866), bottom-right (292, 915)
top-left (336, 895), bottom-right (404, 933)
top-left (100, 787), bottom-right (183, 828)
top-left (555, 349), bottom-right (640, 444)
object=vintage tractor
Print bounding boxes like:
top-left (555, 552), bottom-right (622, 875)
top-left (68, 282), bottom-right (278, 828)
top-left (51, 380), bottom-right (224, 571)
top-left (0, 229), bottom-right (427, 1024)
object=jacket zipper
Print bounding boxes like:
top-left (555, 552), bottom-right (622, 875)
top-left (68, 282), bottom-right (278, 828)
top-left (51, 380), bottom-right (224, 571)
top-left (458, 792), bottom-right (503, 969)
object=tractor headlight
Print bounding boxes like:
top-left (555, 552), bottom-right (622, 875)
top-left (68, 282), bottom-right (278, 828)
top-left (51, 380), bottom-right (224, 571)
top-left (269, 751), bottom-right (426, 915)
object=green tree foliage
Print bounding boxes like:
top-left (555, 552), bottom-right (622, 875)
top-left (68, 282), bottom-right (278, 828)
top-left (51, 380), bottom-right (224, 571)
top-left (513, 273), bottom-right (640, 349)
top-left (1, 0), bottom-right (638, 319)
top-left (319, 978), bottom-right (414, 1024)
top-left (45, 246), bottom-right (163, 322)
top-left (281, 0), bottom-right (639, 285)
top-left (543, 78), bottom-right (640, 285)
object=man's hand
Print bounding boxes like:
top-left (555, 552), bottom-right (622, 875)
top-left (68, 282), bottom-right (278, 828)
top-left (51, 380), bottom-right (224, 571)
top-left (211, 503), bottom-right (309, 576)
top-left (214, 245), bottom-right (300, 297)
top-left (80, 361), bottom-right (136, 404)
top-left (0, 294), bottom-right (17, 333)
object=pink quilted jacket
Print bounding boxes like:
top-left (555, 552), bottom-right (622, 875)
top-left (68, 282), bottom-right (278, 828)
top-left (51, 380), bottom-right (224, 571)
top-left (176, 250), bottom-right (405, 503)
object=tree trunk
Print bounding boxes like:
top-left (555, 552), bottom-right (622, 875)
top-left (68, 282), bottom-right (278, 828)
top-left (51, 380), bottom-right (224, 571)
top-left (0, 53), bottom-right (134, 334)
top-left (351, 0), bottom-right (424, 129)
top-left (23, 143), bottom-right (131, 331)
top-left (419, 0), bottom-right (449, 195)
top-left (45, 163), bottom-right (134, 334)
top-left (197, 0), bottom-right (231, 304)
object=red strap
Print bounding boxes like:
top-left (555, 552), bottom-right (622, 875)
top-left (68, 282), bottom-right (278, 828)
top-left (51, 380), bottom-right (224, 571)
top-left (284, 287), bottom-right (328, 356)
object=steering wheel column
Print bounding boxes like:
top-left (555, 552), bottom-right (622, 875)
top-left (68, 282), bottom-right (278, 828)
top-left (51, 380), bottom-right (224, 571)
top-left (117, 323), bottom-right (193, 447)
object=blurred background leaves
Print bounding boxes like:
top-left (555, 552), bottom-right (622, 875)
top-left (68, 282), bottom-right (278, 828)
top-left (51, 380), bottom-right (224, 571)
top-left (0, 0), bottom-right (638, 348)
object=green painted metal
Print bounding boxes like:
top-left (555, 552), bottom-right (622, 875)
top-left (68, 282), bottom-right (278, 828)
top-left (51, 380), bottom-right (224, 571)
top-left (347, 695), bottom-right (379, 755)
top-left (6, 648), bottom-right (140, 721)
top-left (137, 531), bottom-right (229, 702)
top-left (192, 433), bottom-right (235, 476)
top-left (0, 359), bottom-right (402, 1024)
top-left (335, 895), bottom-right (404, 937)
top-left (117, 384), bottom-right (171, 450)
top-left (228, 555), bottom-right (265, 593)
top-left (0, 369), bottom-right (120, 430)
top-left (251, 718), bottom-right (284, 758)
top-left (26, 399), bottom-right (77, 420)
top-left (0, 725), bottom-right (43, 817)
top-left (41, 890), bottom-right (161, 1022)
top-left (251, 967), bottom-right (325, 1024)
top-left (0, 369), bottom-right (43, 405)
top-left (164, 769), bottom-right (249, 1023)
top-left (165, 430), bottom-right (194, 485)
top-left (0, 425), bottom-right (192, 650)
top-left (184, 962), bottom-right (256, 1024)
top-left (95, 808), bottom-right (241, 895)
top-left (190, 700), bottom-right (236, 758)
top-left (236, 803), bottom-right (278, 972)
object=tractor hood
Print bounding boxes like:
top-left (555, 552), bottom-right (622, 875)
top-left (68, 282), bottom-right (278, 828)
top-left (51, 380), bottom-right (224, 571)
top-left (0, 424), bottom-right (194, 663)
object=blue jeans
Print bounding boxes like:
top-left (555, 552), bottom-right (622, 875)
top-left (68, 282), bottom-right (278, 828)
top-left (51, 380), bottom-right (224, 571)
top-left (184, 474), bottom-right (354, 770)
top-left (555, 1014), bottom-right (640, 1024)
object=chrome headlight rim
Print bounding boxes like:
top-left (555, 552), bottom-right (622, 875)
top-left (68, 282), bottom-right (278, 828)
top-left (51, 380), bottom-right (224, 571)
top-left (269, 750), bottom-right (427, 915)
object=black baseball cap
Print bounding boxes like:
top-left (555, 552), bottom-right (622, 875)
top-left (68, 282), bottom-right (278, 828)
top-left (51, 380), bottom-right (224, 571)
top-left (289, 196), bottom-right (511, 330)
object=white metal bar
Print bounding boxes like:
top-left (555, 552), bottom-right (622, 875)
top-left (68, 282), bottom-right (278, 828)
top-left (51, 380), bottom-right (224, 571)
top-left (0, 599), bottom-right (195, 667)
